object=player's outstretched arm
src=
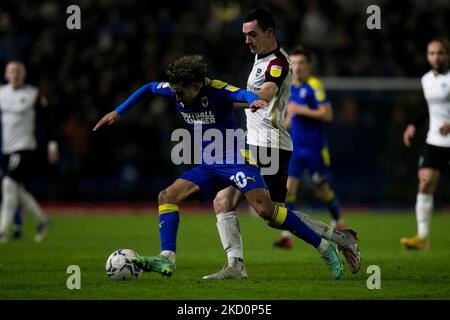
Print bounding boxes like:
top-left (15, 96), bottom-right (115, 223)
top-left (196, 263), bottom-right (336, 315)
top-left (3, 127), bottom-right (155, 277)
top-left (93, 82), bottom-right (172, 131)
top-left (93, 111), bottom-right (120, 131)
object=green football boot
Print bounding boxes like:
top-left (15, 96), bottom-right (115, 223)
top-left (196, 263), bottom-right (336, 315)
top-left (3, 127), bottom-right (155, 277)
top-left (131, 255), bottom-right (176, 277)
top-left (321, 242), bottom-right (345, 280)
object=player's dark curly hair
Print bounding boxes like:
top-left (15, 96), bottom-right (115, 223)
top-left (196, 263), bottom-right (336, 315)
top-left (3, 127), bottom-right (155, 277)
top-left (244, 8), bottom-right (275, 31)
top-left (166, 55), bottom-right (207, 84)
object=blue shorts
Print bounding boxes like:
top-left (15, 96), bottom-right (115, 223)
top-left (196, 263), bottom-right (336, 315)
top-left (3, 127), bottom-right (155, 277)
top-left (179, 163), bottom-right (267, 199)
top-left (288, 146), bottom-right (332, 184)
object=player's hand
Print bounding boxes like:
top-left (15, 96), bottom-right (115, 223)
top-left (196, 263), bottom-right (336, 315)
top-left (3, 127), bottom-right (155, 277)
top-left (287, 103), bottom-right (296, 114)
top-left (403, 124), bottom-right (416, 147)
top-left (249, 99), bottom-right (267, 112)
top-left (93, 111), bottom-right (120, 131)
top-left (287, 102), bottom-right (307, 115)
top-left (439, 122), bottom-right (450, 136)
top-left (48, 149), bottom-right (59, 165)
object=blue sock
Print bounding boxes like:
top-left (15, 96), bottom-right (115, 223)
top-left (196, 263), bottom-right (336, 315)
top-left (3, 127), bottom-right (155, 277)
top-left (285, 201), bottom-right (296, 211)
top-left (13, 209), bottom-right (23, 229)
top-left (272, 206), bottom-right (321, 248)
top-left (158, 204), bottom-right (180, 252)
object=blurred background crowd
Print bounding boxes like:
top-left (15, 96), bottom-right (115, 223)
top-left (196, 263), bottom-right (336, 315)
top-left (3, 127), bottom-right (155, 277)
top-left (0, 0), bottom-right (449, 206)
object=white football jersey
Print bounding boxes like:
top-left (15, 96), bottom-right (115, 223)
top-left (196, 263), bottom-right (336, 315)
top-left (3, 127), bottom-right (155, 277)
top-left (421, 69), bottom-right (450, 147)
top-left (0, 83), bottom-right (39, 154)
top-left (245, 47), bottom-right (293, 151)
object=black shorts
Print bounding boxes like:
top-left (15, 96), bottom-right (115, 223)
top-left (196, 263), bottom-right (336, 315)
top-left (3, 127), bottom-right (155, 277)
top-left (418, 144), bottom-right (450, 172)
top-left (251, 146), bottom-right (292, 203)
top-left (1, 150), bottom-right (36, 183)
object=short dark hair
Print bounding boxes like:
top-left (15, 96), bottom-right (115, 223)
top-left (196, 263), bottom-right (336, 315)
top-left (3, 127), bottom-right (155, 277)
top-left (429, 37), bottom-right (450, 54)
top-left (243, 8), bottom-right (275, 31)
top-left (289, 46), bottom-right (312, 63)
top-left (166, 55), bottom-right (207, 84)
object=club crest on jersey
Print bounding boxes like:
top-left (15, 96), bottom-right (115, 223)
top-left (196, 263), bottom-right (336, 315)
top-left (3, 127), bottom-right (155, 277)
top-left (256, 68), bottom-right (262, 76)
top-left (157, 82), bottom-right (169, 89)
top-left (201, 96), bottom-right (208, 108)
top-left (300, 88), bottom-right (308, 98)
top-left (270, 65), bottom-right (282, 78)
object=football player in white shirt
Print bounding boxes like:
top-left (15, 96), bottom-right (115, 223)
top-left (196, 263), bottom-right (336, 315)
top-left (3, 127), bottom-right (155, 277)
top-left (401, 38), bottom-right (450, 250)
top-left (203, 8), bottom-right (360, 279)
top-left (0, 61), bottom-right (59, 243)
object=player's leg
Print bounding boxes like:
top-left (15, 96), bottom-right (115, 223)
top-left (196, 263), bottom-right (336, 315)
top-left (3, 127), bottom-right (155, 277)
top-left (159, 177), bottom-right (202, 260)
top-left (205, 147), bottom-right (292, 278)
top-left (12, 207), bottom-right (23, 240)
top-left (291, 209), bottom-right (361, 273)
top-left (312, 182), bottom-right (344, 229)
top-left (18, 186), bottom-right (50, 242)
top-left (244, 187), bottom-right (345, 279)
top-left (2, 151), bottom-right (51, 242)
top-left (0, 176), bottom-right (20, 243)
top-left (285, 177), bottom-right (300, 211)
top-left (306, 153), bottom-right (358, 270)
top-left (400, 144), bottom-right (445, 250)
top-left (308, 146), bottom-right (344, 228)
top-left (273, 148), bottom-right (297, 248)
top-left (273, 176), bottom-right (299, 249)
top-left (401, 168), bottom-right (440, 250)
top-left (133, 164), bottom-right (227, 276)
top-left (132, 177), bottom-right (201, 276)
top-left (203, 186), bottom-right (247, 279)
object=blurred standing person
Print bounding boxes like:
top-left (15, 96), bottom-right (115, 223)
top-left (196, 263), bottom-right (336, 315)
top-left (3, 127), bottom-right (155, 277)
top-left (401, 38), bottom-right (450, 250)
top-left (0, 61), bottom-right (58, 243)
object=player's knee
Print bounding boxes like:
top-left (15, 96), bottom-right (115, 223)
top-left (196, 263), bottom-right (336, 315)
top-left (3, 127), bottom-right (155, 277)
top-left (158, 188), bottom-right (175, 204)
top-left (419, 178), bottom-right (436, 193)
top-left (251, 199), bottom-right (273, 220)
top-left (213, 194), bottom-right (234, 214)
top-left (2, 176), bottom-right (18, 193)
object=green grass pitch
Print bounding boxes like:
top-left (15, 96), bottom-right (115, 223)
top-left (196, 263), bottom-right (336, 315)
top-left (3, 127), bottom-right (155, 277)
top-left (0, 210), bottom-right (449, 300)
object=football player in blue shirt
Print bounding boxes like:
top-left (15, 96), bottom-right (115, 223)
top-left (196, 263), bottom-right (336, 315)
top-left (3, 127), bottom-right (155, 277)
top-left (94, 55), bottom-right (345, 279)
top-left (275, 47), bottom-right (346, 249)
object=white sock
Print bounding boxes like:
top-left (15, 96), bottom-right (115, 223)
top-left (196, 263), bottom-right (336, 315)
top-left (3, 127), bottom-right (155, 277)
top-left (416, 193), bottom-right (433, 239)
top-left (160, 250), bottom-right (176, 263)
top-left (316, 238), bottom-right (330, 254)
top-left (216, 211), bottom-right (243, 265)
top-left (18, 187), bottom-right (46, 223)
top-left (0, 177), bottom-right (20, 234)
top-left (295, 210), bottom-right (334, 240)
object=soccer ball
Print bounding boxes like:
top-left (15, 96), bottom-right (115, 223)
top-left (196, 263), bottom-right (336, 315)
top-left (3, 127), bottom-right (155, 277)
top-left (105, 249), bottom-right (142, 280)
